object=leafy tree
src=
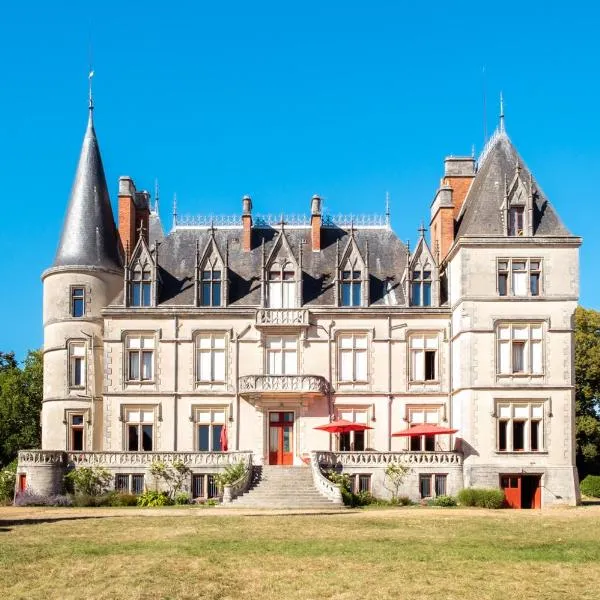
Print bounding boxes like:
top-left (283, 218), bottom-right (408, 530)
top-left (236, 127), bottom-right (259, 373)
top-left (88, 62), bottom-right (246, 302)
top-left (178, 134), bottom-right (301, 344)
top-left (0, 350), bottom-right (43, 467)
top-left (575, 307), bottom-right (600, 476)
top-left (384, 463), bottom-right (411, 502)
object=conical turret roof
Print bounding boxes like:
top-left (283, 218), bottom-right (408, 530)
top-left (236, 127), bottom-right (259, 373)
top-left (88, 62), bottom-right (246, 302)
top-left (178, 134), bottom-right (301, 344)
top-left (53, 109), bottom-right (122, 269)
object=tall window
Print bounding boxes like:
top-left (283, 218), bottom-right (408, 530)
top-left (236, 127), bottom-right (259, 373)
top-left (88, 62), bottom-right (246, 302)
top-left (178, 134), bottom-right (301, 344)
top-left (409, 334), bottom-right (438, 382)
top-left (131, 265), bottom-right (152, 307)
top-left (408, 406), bottom-right (441, 451)
top-left (266, 336), bottom-right (298, 375)
top-left (508, 206), bottom-right (524, 236)
top-left (196, 334), bottom-right (226, 382)
top-left (497, 402), bottom-right (544, 452)
top-left (127, 336), bottom-right (155, 381)
top-left (411, 269), bottom-right (432, 306)
top-left (497, 324), bottom-right (543, 375)
top-left (337, 409), bottom-right (368, 450)
top-left (338, 334), bottom-right (368, 382)
top-left (267, 264), bottom-right (295, 308)
top-left (200, 267), bottom-right (222, 306)
top-left (498, 259), bottom-right (541, 297)
top-left (196, 408), bottom-right (227, 451)
top-left (68, 413), bottom-right (85, 451)
top-left (71, 287), bottom-right (85, 317)
top-left (340, 269), bottom-right (362, 307)
top-left (69, 343), bottom-right (86, 388)
top-left (125, 408), bottom-right (154, 451)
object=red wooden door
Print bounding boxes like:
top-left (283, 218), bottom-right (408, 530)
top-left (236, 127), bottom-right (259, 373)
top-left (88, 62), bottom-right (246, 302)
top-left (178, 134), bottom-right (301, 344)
top-left (500, 475), bottom-right (521, 508)
top-left (269, 411), bottom-right (294, 465)
top-left (18, 473), bottom-right (26, 493)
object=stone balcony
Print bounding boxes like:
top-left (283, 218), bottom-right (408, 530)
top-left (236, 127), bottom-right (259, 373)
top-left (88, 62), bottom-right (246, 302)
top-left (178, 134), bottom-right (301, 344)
top-left (255, 308), bottom-right (309, 329)
top-left (238, 374), bottom-right (330, 402)
top-left (315, 450), bottom-right (463, 468)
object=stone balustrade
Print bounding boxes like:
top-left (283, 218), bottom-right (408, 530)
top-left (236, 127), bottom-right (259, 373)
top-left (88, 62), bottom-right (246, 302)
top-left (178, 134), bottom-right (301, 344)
top-left (17, 450), bottom-right (68, 466)
top-left (238, 374), bottom-right (329, 397)
top-left (66, 451), bottom-right (253, 467)
top-left (315, 450), bottom-right (463, 467)
top-left (255, 308), bottom-right (309, 327)
top-left (309, 451), bottom-right (344, 504)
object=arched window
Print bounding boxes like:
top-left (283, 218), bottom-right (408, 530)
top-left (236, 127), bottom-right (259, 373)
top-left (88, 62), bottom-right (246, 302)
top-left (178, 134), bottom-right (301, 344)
top-left (267, 261), bottom-right (296, 308)
top-left (131, 263), bottom-right (152, 307)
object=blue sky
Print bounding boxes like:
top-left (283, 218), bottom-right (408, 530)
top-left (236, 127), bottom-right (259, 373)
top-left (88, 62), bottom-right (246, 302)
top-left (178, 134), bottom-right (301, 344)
top-left (1, 1), bottom-right (599, 361)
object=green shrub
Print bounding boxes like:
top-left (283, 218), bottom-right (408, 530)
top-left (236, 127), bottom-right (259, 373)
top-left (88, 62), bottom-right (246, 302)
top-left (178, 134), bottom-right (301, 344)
top-left (149, 459), bottom-right (191, 499)
top-left (65, 466), bottom-right (112, 496)
top-left (432, 495), bottom-right (457, 507)
top-left (109, 493), bottom-right (139, 507)
top-left (458, 487), bottom-right (505, 509)
top-left (174, 492), bottom-right (191, 505)
top-left (580, 475), bottom-right (600, 498)
top-left (214, 462), bottom-right (248, 491)
top-left (394, 495), bottom-right (414, 506)
top-left (0, 460), bottom-right (17, 503)
top-left (137, 490), bottom-right (173, 507)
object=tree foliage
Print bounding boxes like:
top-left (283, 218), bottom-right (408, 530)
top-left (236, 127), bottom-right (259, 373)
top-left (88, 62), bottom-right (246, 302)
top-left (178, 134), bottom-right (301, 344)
top-left (575, 307), bottom-right (600, 476)
top-left (0, 350), bottom-right (43, 467)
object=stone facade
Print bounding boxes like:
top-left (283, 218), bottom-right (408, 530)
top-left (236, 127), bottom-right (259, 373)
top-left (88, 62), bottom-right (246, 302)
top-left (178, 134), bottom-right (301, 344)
top-left (16, 107), bottom-right (582, 507)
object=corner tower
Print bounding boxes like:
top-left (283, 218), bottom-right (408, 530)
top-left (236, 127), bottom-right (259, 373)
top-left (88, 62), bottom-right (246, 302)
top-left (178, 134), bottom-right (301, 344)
top-left (41, 98), bottom-right (123, 452)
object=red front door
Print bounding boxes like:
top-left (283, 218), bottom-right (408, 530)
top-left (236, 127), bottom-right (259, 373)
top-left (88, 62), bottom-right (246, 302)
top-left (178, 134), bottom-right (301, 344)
top-left (501, 475), bottom-right (521, 508)
top-left (501, 475), bottom-right (542, 509)
top-left (269, 411), bottom-right (294, 465)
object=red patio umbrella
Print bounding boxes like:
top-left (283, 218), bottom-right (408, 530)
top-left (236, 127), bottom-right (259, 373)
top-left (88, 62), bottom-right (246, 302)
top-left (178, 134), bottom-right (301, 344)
top-left (391, 424), bottom-right (458, 437)
top-left (314, 419), bottom-right (373, 433)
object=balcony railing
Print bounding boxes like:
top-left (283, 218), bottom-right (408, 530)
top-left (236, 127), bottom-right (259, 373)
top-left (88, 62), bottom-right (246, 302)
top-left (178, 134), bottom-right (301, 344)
top-left (66, 451), bottom-right (253, 467)
top-left (238, 374), bottom-right (330, 398)
top-left (315, 450), bottom-right (463, 468)
top-left (255, 308), bottom-right (309, 328)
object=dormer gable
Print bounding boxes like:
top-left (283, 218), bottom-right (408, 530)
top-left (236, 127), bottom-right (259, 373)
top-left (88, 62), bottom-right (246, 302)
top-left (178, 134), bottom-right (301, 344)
top-left (195, 231), bottom-right (227, 307)
top-left (263, 227), bottom-right (302, 308)
top-left (502, 162), bottom-right (535, 237)
top-left (125, 227), bottom-right (159, 308)
top-left (403, 232), bottom-right (438, 307)
top-left (336, 232), bottom-right (369, 307)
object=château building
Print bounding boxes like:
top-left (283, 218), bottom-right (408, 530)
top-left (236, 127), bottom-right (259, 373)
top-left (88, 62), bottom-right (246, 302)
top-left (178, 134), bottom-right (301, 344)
top-left (16, 97), bottom-right (581, 508)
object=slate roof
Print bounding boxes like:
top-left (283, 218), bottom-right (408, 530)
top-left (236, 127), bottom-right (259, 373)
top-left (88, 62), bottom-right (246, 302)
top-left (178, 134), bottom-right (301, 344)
top-left (53, 110), bottom-right (122, 270)
top-left (455, 131), bottom-right (572, 238)
top-left (142, 225), bottom-right (408, 307)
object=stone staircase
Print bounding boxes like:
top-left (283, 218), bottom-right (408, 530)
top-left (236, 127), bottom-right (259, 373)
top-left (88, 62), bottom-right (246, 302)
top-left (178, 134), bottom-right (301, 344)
top-left (228, 465), bottom-right (343, 509)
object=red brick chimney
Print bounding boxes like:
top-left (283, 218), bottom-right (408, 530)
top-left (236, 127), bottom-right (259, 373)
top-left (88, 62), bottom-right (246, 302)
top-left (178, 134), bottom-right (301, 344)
top-left (241, 195), bottom-right (253, 252)
top-left (118, 177), bottom-right (150, 260)
top-left (310, 194), bottom-right (322, 252)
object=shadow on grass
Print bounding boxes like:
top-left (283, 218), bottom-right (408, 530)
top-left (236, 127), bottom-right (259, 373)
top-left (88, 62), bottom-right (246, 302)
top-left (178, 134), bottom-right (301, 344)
top-left (0, 515), bottom-right (108, 532)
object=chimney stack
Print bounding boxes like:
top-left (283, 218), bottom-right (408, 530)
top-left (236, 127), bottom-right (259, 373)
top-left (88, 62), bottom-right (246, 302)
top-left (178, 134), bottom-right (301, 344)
top-left (118, 176), bottom-right (137, 259)
top-left (241, 195), bottom-right (253, 252)
top-left (310, 194), bottom-right (322, 252)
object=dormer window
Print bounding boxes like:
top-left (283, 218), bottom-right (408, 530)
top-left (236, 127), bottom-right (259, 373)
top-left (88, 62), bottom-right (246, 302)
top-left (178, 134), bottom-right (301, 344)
top-left (340, 269), bottom-right (361, 307)
top-left (267, 263), bottom-right (296, 308)
top-left (411, 270), bottom-right (432, 307)
top-left (508, 206), bottom-right (524, 236)
top-left (200, 267), bottom-right (222, 307)
top-left (131, 264), bottom-right (152, 307)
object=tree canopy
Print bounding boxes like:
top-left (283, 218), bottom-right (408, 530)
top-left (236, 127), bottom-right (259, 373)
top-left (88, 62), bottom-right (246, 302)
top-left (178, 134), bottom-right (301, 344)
top-left (0, 350), bottom-right (42, 467)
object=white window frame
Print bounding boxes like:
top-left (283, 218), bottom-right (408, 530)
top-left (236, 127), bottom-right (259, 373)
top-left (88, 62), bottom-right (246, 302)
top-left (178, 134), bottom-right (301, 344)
top-left (497, 258), bottom-right (542, 297)
top-left (70, 286), bottom-right (86, 318)
top-left (407, 405), bottom-right (442, 451)
top-left (126, 335), bottom-right (155, 382)
top-left (408, 333), bottom-right (439, 382)
top-left (68, 341), bottom-right (86, 389)
top-left (497, 323), bottom-right (544, 376)
top-left (337, 333), bottom-right (368, 383)
top-left (199, 257), bottom-right (223, 307)
top-left (339, 263), bottom-right (362, 307)
top-left (123, 407), bottom-right (156, 452)
top-left (130, 263), bottom-right (152, 307)
top-left (410, 267), bottom-right (433, 307)
top-left (194, 407), bottom-right (228, 452)
top-left (496, 401), bottom-right (545, 452)
top-left (265, 335), bottom-right (298, 375)
top-left (267, 262), bottom-right (296, 309)
top-left (195, 333), bottom-right (227, 383)
top-left (336, 408), bottom-right (370, 450)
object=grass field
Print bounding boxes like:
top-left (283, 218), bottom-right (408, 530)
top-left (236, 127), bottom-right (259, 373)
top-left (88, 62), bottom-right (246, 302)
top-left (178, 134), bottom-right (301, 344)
top-left (1, 506), bottom-right (600, 600)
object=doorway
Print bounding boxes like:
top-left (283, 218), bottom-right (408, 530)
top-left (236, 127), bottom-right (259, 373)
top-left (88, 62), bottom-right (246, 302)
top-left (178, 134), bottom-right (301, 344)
top-left (269, 411), bottom-right (294, 465)
top-left (500, 474), bottom-right (541, 509)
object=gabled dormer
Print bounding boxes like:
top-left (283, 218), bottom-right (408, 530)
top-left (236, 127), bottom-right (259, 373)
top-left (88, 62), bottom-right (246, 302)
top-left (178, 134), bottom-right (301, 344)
top-left (502, 162), bottom-right (535, 237)
top-left (125, 225), bottom-right (159, 307)
top-left (336, 232), bottom-right (368, 307)
top-left (403, 227), bottom-right (438, 307)
top-left (195, 231), bottom-right (227, 307)
top-left (262, 227), bottom-right (301, 308)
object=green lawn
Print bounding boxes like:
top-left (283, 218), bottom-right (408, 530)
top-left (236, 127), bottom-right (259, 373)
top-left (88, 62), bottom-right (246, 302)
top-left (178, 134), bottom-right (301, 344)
top-left (1, 507), bottom-right (600, 599)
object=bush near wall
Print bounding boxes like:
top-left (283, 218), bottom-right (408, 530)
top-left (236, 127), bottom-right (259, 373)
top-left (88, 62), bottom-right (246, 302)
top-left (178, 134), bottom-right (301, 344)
top-left (580, 475), bottom-right (600, 498)
top-left (458, 488), bottom-right (506, 509)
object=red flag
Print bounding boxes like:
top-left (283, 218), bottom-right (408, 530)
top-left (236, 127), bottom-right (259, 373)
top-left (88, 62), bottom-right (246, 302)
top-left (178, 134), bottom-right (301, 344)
top-left (220, 425), bottom-right (228, 452)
